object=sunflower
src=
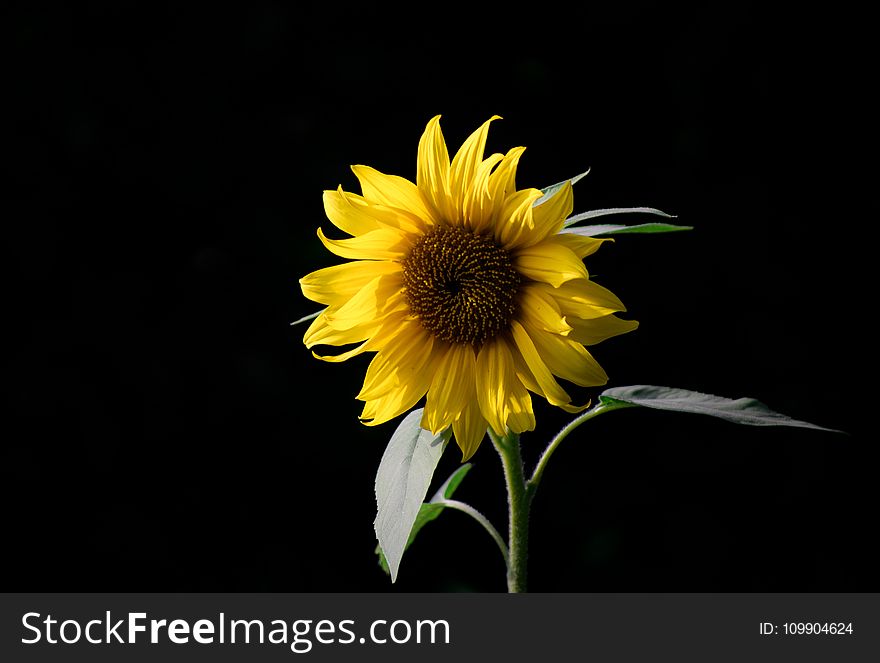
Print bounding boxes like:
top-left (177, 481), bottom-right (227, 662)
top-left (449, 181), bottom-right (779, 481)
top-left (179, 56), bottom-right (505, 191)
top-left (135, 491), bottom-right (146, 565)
top-left (300, 116), bottom-right (637, 460)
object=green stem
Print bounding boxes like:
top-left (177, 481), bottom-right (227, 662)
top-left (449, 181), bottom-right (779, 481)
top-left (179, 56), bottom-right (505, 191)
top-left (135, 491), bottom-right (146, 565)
top-left (435, 499), bottom-right (509, 568)
top-left (528, 400), bottom-right (635, 493)
top-left (490, 429), bottom-right (530, 593)
top-left (488, 400), bottom-right (633, 592)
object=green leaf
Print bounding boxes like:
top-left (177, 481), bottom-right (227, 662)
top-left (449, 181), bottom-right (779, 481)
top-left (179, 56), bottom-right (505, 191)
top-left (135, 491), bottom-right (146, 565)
top-left (599, 385), bottom-right (841, 432)
top-left (561, 222), bottom-right (692, 236)
top-left (431, 463), bottom-right (472, 502)
top-left (376, 464), bottom-right (473, 576)
top-left (290, 309), bottom-right (322, 327)
top-left (376, 504), bottom-right (444, 575)
top-left (535, 169), bottom-right (590, 206)
top-left (562, 206), bottom-right (676, 228)
top-left (374, 409), bottom-right (450, 582)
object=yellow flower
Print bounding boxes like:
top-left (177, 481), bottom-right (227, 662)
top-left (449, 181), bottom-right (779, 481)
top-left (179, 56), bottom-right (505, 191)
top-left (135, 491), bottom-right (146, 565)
top-left (300, 116), bottom-right (637, 460)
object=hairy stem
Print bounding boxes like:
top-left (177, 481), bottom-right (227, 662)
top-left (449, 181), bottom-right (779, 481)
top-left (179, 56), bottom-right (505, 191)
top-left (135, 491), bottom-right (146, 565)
top-left (490, 429), bottom-right (530, 593)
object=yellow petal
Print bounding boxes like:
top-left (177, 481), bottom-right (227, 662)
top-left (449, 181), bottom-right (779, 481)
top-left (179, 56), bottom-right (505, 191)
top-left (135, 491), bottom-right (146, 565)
top-left (302, 309), bottom-right (329, 344)
top-left (488, 146), bottom-right (525, 205)
top-left (300, 260), bottom-right (401, 306)
top-left (361, 384), bottom-right (428, 427)
top-left (351, 164), bottom-right (437, 224)
top-left (553, 232), bottom-right (608, 259)
top-left (453, 399), bottom-right (488, 462)
top-left (360, 339), bottom-right (437, 427)
top-left (475, 336), bottom-right (535, 437)
top-left (513, 241), bottom-right (589, 287)
top-left (522, 321), bottom-right (608, 387)
top-left (327, 186), bottom-right (426, 236)
top-left (505, 378), bottom-right (536, 434)
top-left (538, 279), bottom-right (627, 319)
top-left (416, 115), bottom-right (454, 221)
top-left (568, 314), bottom-right (639, 346)
top-left (495, 188), bottom-right (542, 247)
top-left (475, 339), bottom-right (512, 436)
top-left (323, 274), bottom-right (403, 331)
top-left (423, 343), bottom-right (475, 434)
top-left (450, 115), bottom-right (501, 217)
top-left (304, 298), bottom-right (406, 357)
top-left (358, 320), bottom-right (432, 400)
top-left (312, 338), bottom-right (374, 363)
top-left (317, 226), bottom-right (410, 261)
top-left (509, 320), bottom-right (574, 408)
top-left (304, 309), bottom-right (373, 349)
top-left (464, 152), bottom-right (504, 233)
top-left (518, 283), bottom-right (573, 335)
top-left (517, 180), bottom-right (573, 248)
top-left (305, 318), bottom-right (378, 361)
top-left (323, 187), bottom-right (382, 237)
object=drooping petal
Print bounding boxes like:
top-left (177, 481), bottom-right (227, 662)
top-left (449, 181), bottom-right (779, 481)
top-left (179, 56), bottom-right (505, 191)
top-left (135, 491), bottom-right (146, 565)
top-left (522, 321), bottom-right (609, 387)
top-left (453, 399), bottom-right (488, 461)
top-left (505, 377), bottom-right (536, 434)
top-left (513, 241), bottom-right (589, 287)
top-left (416, 115), bottom-right (454, 221)
top-left (450, 115), bottom-right (501, 217)
top-left (351, 164), bottom-right (437, 224)
top-left (510, 320), bottom-right (583, 411)
top-left (358, 319), bottom-right (433, 400)
top-left (422, 343), bottom-right (476, 434)
top-left (475, 339), bottom-right (512, 436)
top-left (317, 226), bottom-right (410, 261)
top-left (568, 314), bottom-right (639, 346)
top-left (359, 331), bottom-right (438, 427)
top-left (300, 260), bottom-right (401, 306)
top-left (475, 336), bottom-right (534, 437)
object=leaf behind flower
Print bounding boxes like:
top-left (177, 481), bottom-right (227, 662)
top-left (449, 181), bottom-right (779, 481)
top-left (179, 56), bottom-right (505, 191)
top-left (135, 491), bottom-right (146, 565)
top-left (599, 385), bottom-right (841, 432)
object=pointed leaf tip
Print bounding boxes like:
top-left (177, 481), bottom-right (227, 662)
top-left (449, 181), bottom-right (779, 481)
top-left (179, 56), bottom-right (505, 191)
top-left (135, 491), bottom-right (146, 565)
top-left (290, 309), bottom-right (322, 326)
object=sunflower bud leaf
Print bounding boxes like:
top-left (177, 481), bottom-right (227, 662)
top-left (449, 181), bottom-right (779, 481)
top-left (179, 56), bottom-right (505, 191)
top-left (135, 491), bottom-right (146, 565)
top-left (376, 464), bottom-right (473, 576)
top-left (563, 205), bottom-right (681, 228)
top-left (599, 385), bottom-right (842, 432)
top-left (374, 409), bottom-right (451, 582)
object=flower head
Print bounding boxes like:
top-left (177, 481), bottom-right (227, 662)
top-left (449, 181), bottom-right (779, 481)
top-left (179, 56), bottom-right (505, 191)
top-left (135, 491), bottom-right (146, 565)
top-left (300, 116), bottom-right (637, 459)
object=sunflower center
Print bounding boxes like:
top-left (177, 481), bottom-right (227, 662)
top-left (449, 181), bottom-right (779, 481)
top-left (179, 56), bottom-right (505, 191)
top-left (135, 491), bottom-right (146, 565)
top-left (402, 226), bottom-right (520, 345)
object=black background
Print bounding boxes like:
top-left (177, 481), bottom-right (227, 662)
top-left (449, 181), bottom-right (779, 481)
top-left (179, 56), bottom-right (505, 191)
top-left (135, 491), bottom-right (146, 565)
top-left (9, 2), bottom-right (873, 592)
